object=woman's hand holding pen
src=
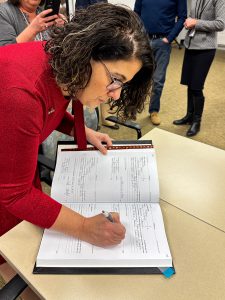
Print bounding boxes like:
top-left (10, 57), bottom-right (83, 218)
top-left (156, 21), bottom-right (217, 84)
top-left (79, 213), bottom-right (126, 247)
top-left (51, 207), bottom-right (125, 247)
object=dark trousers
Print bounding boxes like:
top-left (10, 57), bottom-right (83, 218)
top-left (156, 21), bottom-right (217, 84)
top-left (149, 38), bottom-right (171, 113)
top-left (188, 88), bottom-right (205, 120)
top-left (181, 49), bottom-right (216, 90)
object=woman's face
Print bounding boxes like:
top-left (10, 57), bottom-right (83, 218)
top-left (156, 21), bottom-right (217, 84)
top-left (76, 58), bottom-right (142, 108)
top-left (19, 0), bottom-right (42, 9)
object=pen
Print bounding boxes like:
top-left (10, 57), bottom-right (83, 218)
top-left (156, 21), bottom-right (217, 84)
top-left (102, 210), bottom-right (114, 223)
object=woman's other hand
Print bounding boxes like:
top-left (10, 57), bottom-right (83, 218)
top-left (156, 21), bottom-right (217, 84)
top-left (162, 37), bottom-right (169, 43)
top-left (54, 13), bottom-right (68, 27)
top-left (80, 213), bottom-right (126, 247)
top-left (184, 18), bottom-right (197, 30)
top-left (85, 127), bottom-right (112, 155)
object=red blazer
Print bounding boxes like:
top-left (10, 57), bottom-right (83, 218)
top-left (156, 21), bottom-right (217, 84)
top-left (0, 42), bottom-right (75, 264)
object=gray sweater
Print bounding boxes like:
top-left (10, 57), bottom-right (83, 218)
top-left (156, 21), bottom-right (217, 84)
top-left (184, 0), bottom-right (225, 50)
top-left (0, 1), bottom-right (48, 46)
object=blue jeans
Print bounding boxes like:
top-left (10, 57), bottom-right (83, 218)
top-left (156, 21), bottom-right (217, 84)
top-left (149, 38), bottom-right (171, 113)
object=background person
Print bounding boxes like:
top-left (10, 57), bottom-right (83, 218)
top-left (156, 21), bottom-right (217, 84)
top-left (173, 0), bottom-right (225, 136)
top-left (134, 0), bottom-right (187, 125)
top-left (0, 3), bottom-right (153, 298)
top-left (0, 0), bottom-right (76, 179)
top-left (0, 0), bottom-right (66, 46)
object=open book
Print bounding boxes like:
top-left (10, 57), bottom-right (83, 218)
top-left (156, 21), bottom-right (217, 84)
top-left (34, 141), bottom-right (173, 274)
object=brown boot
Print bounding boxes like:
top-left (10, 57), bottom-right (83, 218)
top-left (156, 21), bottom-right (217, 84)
top-left (150, 112), bottom-right (160, 125)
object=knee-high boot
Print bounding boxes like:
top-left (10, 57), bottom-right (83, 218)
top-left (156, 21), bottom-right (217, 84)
top-left (186, 96), bottom-right (205, 137)
top-left (173, 89), bottom-right (194, 125)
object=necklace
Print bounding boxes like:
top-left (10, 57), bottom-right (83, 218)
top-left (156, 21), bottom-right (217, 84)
top-left (19, 9), bottom-right (43, 41)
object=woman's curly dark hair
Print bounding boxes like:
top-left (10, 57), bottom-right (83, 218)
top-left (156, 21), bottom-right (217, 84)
top-left (45, 3), bottom-right (154, 120)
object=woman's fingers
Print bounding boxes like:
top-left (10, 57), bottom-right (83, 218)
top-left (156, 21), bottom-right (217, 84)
top-left (81, 213), bottom-right (126, 247)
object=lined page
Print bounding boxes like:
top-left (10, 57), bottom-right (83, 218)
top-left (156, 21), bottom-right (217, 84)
top-left (36, 203), bottom-right (172, 267)
top-left (51, 147), bottom-right (159, 204)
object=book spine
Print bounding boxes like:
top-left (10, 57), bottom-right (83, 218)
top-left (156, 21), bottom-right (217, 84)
top-left (61, 145), bottom-right (154, 152)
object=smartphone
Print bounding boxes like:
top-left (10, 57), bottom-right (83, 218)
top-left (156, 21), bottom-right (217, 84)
top-left (44, 0), bottom-right (61, 17)
top-left (189, 29), bottom-right (196, 38)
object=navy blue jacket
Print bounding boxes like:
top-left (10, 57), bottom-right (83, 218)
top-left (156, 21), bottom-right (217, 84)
top-left (134, 0), bottom-right (187, 43)
top-left (75, 0), bottom-right (107, 9)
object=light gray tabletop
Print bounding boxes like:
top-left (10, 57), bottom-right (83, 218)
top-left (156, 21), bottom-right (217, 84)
top-left (141, 128), bottom-right (225, 232)
top-left (1, 128), bottom-right (225, 299)
top-left (1, 202), bottom-right (225, 300)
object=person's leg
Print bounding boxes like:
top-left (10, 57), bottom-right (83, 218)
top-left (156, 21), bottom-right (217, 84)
top-left (185, 49), bottom-right (216, 137)
top-left (149, 39), bottom-right (171, 125)
top-left (186, 89), bottom-right (205, 137)
top-left (100, 102), bottom-right (119, 129)
top-left (173, 87), bottom-right (194, 125)
top-left (83, 106), bottom-right (99, 131)
top-left (0, 262), bottom-right (41, 300)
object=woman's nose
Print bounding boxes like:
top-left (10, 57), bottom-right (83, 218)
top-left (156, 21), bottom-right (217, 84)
top-left (107, 88), bottom-right (122, 101)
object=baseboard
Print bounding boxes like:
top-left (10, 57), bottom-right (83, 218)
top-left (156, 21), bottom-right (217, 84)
top-left (218, 44), bottom-right (225, 49)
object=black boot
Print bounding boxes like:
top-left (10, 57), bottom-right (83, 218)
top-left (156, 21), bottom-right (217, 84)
top-left (173, 112), bottom-right (193, 125)
top-left (186, 119), bottom-right (201, 136)
top-left (186, 96), bottom-right (205, 137)
top-left (173, 89), bottom-right (194, 125)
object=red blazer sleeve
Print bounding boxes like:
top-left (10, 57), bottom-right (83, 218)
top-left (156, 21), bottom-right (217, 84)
top-left (0, 87), bottom-right (61, 228)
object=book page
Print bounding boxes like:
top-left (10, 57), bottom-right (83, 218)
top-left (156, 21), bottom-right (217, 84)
top-left (51, 147), bottom-right (159, 204)
top-left (36, 203), bottom-right (172, 267)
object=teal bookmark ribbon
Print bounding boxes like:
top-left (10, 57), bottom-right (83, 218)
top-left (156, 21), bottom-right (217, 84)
top-left (159, 267), bottom-right (175, 278)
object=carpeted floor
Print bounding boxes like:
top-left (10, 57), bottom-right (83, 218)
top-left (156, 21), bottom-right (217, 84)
top-left (100, 47), bottom-right (225, 151)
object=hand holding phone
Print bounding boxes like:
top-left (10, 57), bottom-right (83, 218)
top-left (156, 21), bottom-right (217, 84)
top-left (44, 0), bottom-right (61, 17)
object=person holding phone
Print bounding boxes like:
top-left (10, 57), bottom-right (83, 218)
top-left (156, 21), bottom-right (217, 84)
top-left (0, 3), bottom-right (153, 299)
top-left (0, 0), bottom-right (66, 46)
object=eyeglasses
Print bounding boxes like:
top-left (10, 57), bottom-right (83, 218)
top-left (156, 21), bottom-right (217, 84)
top-left (100, 60), bottom-right (125, 92)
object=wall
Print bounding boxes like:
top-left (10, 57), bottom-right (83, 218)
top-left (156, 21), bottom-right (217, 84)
top-left (218, 31), bottom-right (225, 47)
top-left (109, 0), bottom-right (134, 8)
top-left (68, 0), bottom-right (134, 10)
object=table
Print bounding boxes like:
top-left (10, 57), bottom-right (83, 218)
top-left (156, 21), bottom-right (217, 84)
top-left (141, 128), bottom-right (225, 231)
top-left (1, 128), bottom-right (225, 300)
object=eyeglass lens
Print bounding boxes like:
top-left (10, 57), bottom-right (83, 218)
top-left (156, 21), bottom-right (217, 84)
top-left (100, 60), bottom-right (124, 91)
